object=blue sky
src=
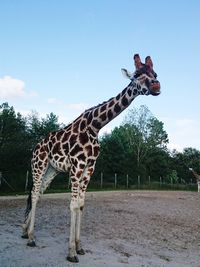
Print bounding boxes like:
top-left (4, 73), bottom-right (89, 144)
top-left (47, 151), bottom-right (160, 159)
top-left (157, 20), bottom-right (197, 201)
top-left (0, 0), bottom-right (200, 151)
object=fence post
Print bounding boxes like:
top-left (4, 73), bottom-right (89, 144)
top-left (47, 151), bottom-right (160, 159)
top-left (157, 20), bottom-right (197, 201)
top-left (0, 172), bottom-right (2, 187)
top-left (160, 176), bottom-right (162, 186)
top-left (68, 176), bottom-right (71, 189)
top-left (126, 174), bottom-right (129, 189)
top-left (149, 175), bottom-right (151, 186)
top-left (115, 173), bottom-right (117, 189)
top-left (138, 175), bottom-right (140, 187)
top-left (100, 172), bottom-right (103, 189)
top-left (25, 170), bottom-right (29, 193)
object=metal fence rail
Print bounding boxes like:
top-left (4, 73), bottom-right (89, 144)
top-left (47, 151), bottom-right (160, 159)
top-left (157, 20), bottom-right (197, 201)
top-left (0, 171), bottom-right (198, 193)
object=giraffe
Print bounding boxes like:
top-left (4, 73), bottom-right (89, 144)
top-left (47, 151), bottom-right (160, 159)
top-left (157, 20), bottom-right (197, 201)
top-left (22, 56), bottom-right (161, 263)
top-left (189, 168), bottom-right (200, 192)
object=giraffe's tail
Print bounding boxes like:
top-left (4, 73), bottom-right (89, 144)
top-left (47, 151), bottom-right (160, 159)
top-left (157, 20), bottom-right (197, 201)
top-left (24, 181), bottom-right (33, 222)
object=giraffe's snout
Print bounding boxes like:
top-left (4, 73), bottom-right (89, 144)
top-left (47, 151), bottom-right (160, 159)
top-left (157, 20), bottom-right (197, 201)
top-left (150, 80), bottom-right (161, 96)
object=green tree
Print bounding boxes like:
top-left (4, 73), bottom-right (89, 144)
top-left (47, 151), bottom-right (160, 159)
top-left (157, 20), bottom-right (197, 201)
top-left (96, 131), bottom-right (128, 183)
top-left (122, 105), bottom-right (168, 177)
top-left (26, 111), bottom-right (62, 149)
top-left (146, 147), bottom-right (171, 181)
top-left (0, 103), bottom-right (63, 191)
top-left (95, 106), bottom-right (169, 185)
top-left (41, 112), bottom-right (61, 136)
top-left (166, 170), bottom-right (179, 184)
top-left (0, 103), bottom-right (30, 188)
top-left (171, 147), bottom-right (200, 183)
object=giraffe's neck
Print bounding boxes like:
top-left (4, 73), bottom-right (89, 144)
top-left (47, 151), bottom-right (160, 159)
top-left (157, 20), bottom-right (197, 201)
top-left (192, 170), bottom-right (200, 181)
top-left (84, 79), bottom-right (146, 134)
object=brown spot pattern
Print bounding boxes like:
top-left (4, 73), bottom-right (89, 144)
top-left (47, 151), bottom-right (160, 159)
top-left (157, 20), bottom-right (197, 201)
top-left (30, 78), bottom-right (145, 205)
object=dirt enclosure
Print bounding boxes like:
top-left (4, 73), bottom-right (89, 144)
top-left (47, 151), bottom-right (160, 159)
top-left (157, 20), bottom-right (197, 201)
top-left (0, 191), bottom-right (200, 267)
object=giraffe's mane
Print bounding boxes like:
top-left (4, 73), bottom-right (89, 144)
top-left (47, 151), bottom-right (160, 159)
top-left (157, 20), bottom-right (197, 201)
top-left (57, 84), bottom-right (128, 133)
top-left (84, 85), bottom-right (128, 113)
top-left (61, 98), bottom-right (114, 132)
top-left (85, 97), bottom-right (114, 112)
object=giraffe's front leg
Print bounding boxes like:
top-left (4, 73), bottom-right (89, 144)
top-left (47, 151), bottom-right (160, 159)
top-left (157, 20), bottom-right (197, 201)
top-left (67, 186), bottom-right (86, 261)
top-left (27, 190), bottom-right (40, 247)
top-left (75, 197), bottom-right (85, 256)
top-left (75, 163), bottom-right (95, 255)
top-left (74, 166), bottom-right (94, 256)
top-left (67, 165), bottom-right (94, 262)
top-left (67, 198), bottom-right (79, 263)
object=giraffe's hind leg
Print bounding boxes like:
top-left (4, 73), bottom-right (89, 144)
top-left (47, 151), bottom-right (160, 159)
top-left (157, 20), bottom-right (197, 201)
top-left (22, 157), bottom-right (47, 246)
top-left (22, 187), bottom-right (33, 239)
top-left (40, 164), bottom-right (59, 194)
top-left (26, 178), bottom-right (42, 247)
top-left (24, 163), bottom-right (58, 247)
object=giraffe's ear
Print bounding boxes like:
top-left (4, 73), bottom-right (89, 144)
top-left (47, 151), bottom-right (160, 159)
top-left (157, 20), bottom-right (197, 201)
top-left (121, 68), bottom-right (133, 80)
top-left (189, 168), bottom-right (193, 171)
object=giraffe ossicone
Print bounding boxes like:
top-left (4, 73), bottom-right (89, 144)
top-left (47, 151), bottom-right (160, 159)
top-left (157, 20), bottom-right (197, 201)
top-left (22, 55), bottom-right (161, 263)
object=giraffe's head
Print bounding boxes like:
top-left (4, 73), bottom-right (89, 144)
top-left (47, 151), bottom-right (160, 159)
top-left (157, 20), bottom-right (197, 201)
top-left (134, 65), bottom-right (160, 96)
top-left (122, 56), bottom-right (161, 96)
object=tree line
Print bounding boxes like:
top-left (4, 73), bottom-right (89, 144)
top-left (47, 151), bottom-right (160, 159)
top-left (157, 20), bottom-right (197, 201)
top-left (0, 102), bottom-right (200, 192)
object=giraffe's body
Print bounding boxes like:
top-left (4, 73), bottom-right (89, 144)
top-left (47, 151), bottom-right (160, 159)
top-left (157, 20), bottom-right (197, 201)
top-left (189, 168), bottom-right (200, 192)
top-left (22, 57), bottom-right (161, 262)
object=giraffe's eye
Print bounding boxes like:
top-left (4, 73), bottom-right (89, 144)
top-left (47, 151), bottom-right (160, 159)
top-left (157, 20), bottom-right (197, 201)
top-left (145, 79), bottom-right (150, 88)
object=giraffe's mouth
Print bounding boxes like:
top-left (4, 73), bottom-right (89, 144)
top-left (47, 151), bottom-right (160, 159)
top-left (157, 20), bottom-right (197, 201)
top-left (150, 81), bottom-right (161, 96)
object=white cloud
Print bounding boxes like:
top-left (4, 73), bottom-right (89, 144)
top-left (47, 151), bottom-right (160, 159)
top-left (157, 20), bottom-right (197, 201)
top-left (0, 76), bottom-right (37, 99)
top-left (162, 117), bottom-right (200, 151)
top-left (0, 76), bottom-right (25, 98)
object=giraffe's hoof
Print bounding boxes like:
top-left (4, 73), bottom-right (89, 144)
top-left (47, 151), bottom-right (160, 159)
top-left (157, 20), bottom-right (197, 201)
top-left (21, 233), bottom-right (29, 239)
top-left (66, 255), bottom-right (79, 263)
top-left (27, 240), bottom-right (36, 247)
top-left (77, 248), bottom-right (85, 255)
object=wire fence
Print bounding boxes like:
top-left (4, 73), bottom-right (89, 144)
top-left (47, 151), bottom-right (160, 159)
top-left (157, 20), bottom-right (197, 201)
top-left (0, 171), bottom-right (198, 193)
top-left (88, 173), bottom-right (197, 192)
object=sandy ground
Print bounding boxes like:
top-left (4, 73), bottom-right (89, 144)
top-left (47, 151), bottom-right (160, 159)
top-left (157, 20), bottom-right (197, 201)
top-left (0, 191), bottom-right (200, 267)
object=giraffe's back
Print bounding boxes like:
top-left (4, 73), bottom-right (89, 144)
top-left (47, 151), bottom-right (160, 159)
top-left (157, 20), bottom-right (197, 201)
top-left (31, 121), bottom-right (100, 175)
